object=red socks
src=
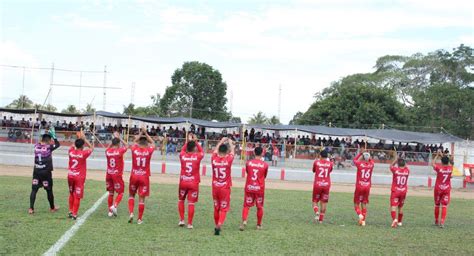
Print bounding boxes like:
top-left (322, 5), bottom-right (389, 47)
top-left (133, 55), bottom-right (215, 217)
top-left (72, 196), bottom-right (81, 216)
top-left (213, 208), bottom-right (219, 226)
top-left (178, 200), bottom-right (185, 221)
top-left (441, 206), bottom-right (447, 223)
top-left (128, 197), bottom-right (135, 214)
top-left (362, 208), bottom-right (367, 221)
top-left (354, 205), bottom-right (361, 215)
top-left (218, 211), bottom-right (227, 227)
top-left (398, 213), bottom-right (403, 223)
top-left (188, 204), bottom-right (195, 225)
top-left (68, 194), bottom-right (74, 213)
top-left (391, 210), bottom-right (396, 220)
top-left (242, 207), bottom-right (249, 221)
top-left (138, 202), bottom-right (145, 220)
top-left (114, 193), bottom-right (123, 207)
top-left (107, 194), bottom-right (114, 210)
top-left (434, 205), bottom-right (440, 224)
top-left (257, 207), bottom-right (264, 225)
top-left (319, 212), bottom-right (325, 222)
top-left (313, 205), bottom-right (319, 214)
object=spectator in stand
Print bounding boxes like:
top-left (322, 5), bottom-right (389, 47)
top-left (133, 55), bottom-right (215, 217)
top-left (249, 128), bottom-right (255, 142)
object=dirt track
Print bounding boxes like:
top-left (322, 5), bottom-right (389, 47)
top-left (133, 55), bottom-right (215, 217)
top-left (1, 164), bottom-right (472, 199)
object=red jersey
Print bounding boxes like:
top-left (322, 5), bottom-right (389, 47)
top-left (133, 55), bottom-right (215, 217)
top-left (105, 147), bottom-right (127, 175)
top-left (68, 147), bottom-right (92, 178)
top-left (313, 159), bottom-right (333, 187)
top-left (130, 145), bottom-right (154, 177)
top-left (179, 142), bottom-right (204, 184)
top-left (245, 159), bottom-right (269, 194)
top-left (390, 166), bottom-right (410, 192)
top-left (353, 153), bottom-right (375, 187)
top-left (434, 164), bottom-right (453, 191)
top-left (211, 152), bottom-right (234, 189)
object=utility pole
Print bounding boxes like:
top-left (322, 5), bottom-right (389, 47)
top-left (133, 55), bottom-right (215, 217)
top-left (131, 82), bottom-right (135, 104)
top-left (21, 66), bottom-right (26, 108)
top-left (278, 84), bottom-right (282, 121)
top-left (48, 63), bottom-right (55, 106)
top-left (102, 65), bottom-right (107, 111)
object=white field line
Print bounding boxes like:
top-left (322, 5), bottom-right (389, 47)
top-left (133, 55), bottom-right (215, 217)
top-left (43, 192), bottom-right (108, 256)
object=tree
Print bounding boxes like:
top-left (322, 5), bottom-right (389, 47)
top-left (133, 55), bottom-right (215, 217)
top-left (248, 111), bottom-right (268, 125)
top-left (289, 111), bottom-right (304, 125)
top-left (62, 105), bottom-right (79, 114)
top-left (410, 83), bottom-right (474, 138)
top-left (83, 103), bottom-right (96, 114)
top-left (268, 115), bottom-right (281, 125)
top-left (43, 104), bottom-right (57, 112)
top-left (5, 95), bottom-right (34, 109)
top-left (294, 44), bottom-right (473, 138)
top-left (230, 116), bottom-right (242, 123)
top-left (160, 61), bottom-right (229, 120)
top-left (296, 73), bottom-right (408, 128)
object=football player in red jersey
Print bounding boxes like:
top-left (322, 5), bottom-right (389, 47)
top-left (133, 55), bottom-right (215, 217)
top-left (105, 132), bottom-right (127, 217)
top-left (211, 137), bottom-right (235, 235)
top-left (353, 148), bottom-right (374, 226)
top-left (178, 133), bottom-right (204, 229)
top-left (389, 152), bottom-right (409, 228)
top-left (432, 152), bottom-right (453, 228)
top-left (67, 131), bottom-right (93, 220)
top-left (128, 128), bottom-right (155, 224)
top-left (312, 150), bottom-right (333, 224)
top-left (240, 146), bottom-right (268, 231)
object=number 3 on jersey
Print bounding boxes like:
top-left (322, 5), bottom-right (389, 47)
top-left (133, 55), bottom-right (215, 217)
top-left (213, 167), bottom-right (226, 179)
top-left (251, 169), bottom-right (259, 181)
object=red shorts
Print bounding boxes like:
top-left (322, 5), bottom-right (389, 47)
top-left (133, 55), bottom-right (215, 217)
top-left (354, 186), bottom-right (371, 204)
top-left (68, 175), bottom-right (85, 199)
top-left (212, 187), bottom-right (231, 212)
top-left (390, 190), bottom-right (407, 207)
top-left (129, 175), bottom-right (150, 197)
top-left (106, 174), bottom-right (124, 193)
top-left (244, 192), bottom-right (264, 208)
top-left (434, 189), bottom-right (451, 206)
top-left (179, 182), bottom-right (199, 203)
top-left (313, 185), bottom-right (330, 203)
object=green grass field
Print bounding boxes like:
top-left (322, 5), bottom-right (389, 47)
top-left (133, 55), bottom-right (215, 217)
top-left (0, 176), bottom-right (473, 255)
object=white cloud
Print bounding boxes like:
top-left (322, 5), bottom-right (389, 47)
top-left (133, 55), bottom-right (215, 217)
top-left (52, 14), bottom-right (118, 30)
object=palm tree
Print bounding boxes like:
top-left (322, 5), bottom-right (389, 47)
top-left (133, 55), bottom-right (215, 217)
top-left (248, 111), bottom-right (268, 125)
top-left (83, 103), bottom-right (95, 114)
top-left (62, 105), bottom-right (79, 114)
top-left (6, 95), bottom-right (34, 109)
top-left (268, 115), bottom-right (281, 125)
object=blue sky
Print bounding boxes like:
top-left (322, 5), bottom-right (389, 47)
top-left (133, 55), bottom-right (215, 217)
top-left (1, 0), bottom-right (473, 123)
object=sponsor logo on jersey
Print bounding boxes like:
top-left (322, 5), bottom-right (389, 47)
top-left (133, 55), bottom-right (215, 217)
top-left (107, 169), bottom-right (119, 175)
top-left (317, 181), bottom-right (330, 186)
top-left (132, 169), bottom-right (147, 176)
top-left (106, 151), bottom-right (122, 157)
top-left (181, 175), bottom-right (195, 182)
top-left (69, 152), bottom-right (84, 158)
top-left (181, 155), bottom-right (198, 161)
top-left (359, 181), bottom-right (370, 186)
top-left (212, 160), bottom-right (229, 167)
top-left (248, 161), bottom-right (265, 168)
top-left (133, 150), bottom-right (150, 156)
top-left (213, 181), bottom-right (227, 187)
top-left (247, 184), bottom-right (261, 191)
